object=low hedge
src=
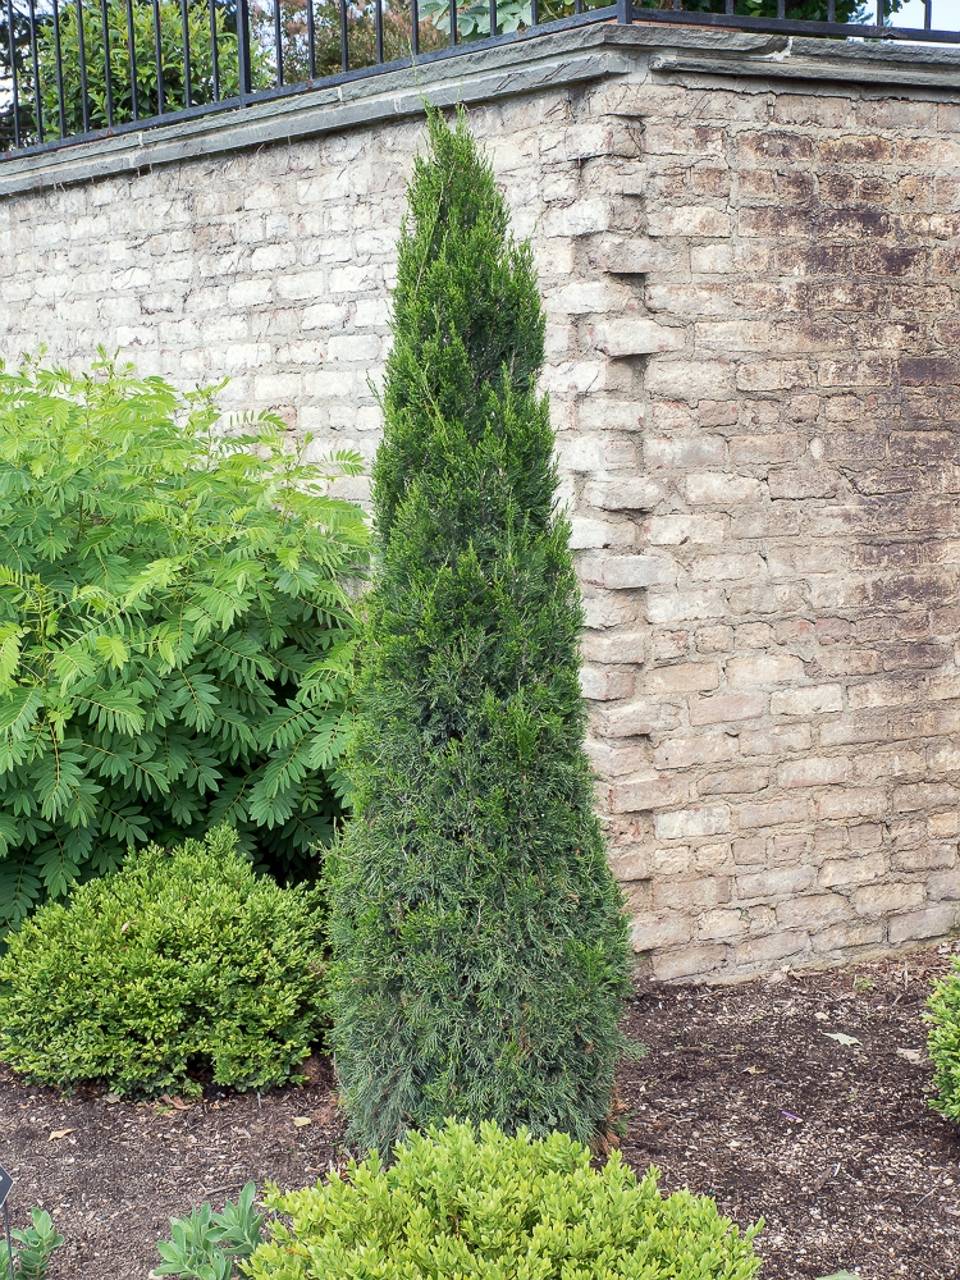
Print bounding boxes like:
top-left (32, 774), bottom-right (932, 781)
top-left (0, 826), bottom-right (325, 1097)
top-left (245, 1119), bottom-right (763, 1279)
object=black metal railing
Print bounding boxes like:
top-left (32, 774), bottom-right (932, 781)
top-left (1, 0), bottom-right (957, 159)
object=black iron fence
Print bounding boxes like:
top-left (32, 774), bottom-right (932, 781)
top-left (1, 0), bottom-right (958, 158)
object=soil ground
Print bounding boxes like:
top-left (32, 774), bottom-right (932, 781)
top-left (620, 941), bottom-right (960, 1280)
top-left (0, 943), bottom-right (957, 1279)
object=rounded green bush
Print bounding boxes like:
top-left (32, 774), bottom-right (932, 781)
top-left (245, 1120), bottom-right (763, 1280)
top-left (0, 827), bottom-right (325, 1097)
top-left (927, 955), bottom-right (960, 1123)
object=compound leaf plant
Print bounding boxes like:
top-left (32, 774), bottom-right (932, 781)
top-left (326, 108), bottom-right (630, 1152)
top-left (0, 354), bottom-right (367, 931)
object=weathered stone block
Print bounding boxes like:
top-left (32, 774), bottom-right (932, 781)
top-left (654, 805), bottom-right (731, 841)
top-left (889, 904), bottom-right (960, 944)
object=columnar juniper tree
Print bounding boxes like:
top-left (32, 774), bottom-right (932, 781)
top-left (327, 108), bottom-right (630, 1152)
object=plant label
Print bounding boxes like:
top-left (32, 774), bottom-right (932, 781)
top-left (0, 1164), bottom-right (11, 1209)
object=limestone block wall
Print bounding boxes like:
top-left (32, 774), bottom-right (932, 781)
top-left (2, 26), bottom-right (960, 981)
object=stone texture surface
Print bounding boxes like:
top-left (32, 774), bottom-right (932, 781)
top-left (2, 37), bottom-right (960, 981)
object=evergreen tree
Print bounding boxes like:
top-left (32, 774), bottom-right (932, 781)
top-left (326, 108), bottom-right (629, 1152)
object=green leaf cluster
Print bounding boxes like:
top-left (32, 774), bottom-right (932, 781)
top-left (0, 354), bottom-right (367, 930)
top-left (245, 1119), bottom-right (763, 1280)
top-left (926, 954), bottom-right (960, 1124)
top-left (21, 0), bottom-right (271, 144)
top-left (0, 827), bottom-right (327, 1096)
top-left (256, 0), bottom-right (446, 84)
top-left (0, 1209), bottom-right (64, 1280)
top-left (156, 1183), bottom-right (264, 1280)
top-left (325, 108), bottom-right (629, 1153)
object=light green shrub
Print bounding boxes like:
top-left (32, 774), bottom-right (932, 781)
top-left (245, 1120), bottom-right (763, 1280)
top-left (0, 827), bottom-right (326, 1097)
top-left (927, 954), bottom-right (960, 1123)
top-left (0, 356), bottom-right (367, 930)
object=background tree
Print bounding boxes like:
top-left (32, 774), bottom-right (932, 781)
top-left (18, 0), bottom-right (267, 141)
top-left (253, 0), bottom-right (444, 83)
top-left (326, 109), bottom-right (630, 1153)
top-left (3, 0), bottom-right (442, 148)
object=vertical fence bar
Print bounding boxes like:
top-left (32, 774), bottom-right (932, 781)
top-left (178, 0), bottom-right (191, 106)
top-left (236, 0), bottom-right (251, 94)
top-left (207, 0), bottom-right (219, 98)
top-left (374, 0), bottom-right (383, 61)
top-left (338, 0), bottom-right (347, 70)
top-left (449, 0), bottom-right (456, 45)
top-left (99, 0), bottom-right (114, 123)
top-left (923, 0), bottom-right (931, 26)
top-left (272, 0), bottom-right (283, 84)
top-left (529, 0), bottom-right (537, 26)
top-left (4, 0), bottom-right (19, 148)
top-left (27, 0), bottom-right (42, 141)
top-left (875, 0), bottom-right (882, 25)
top-left (51, 0), bottom-right (66, 134)
top-left (489, 0), bottom-right (496, 34)
top-left (124, 0), bottom-right (137, 117)
top-left (573, 0), bottom-right (582, 14)
top-left (150, 0), bottom-right (164, 113)
top-left (616, 0), bottom-right (631, 21)
top-left (411, 0), bottom-right (419, 53)
top-left (305, 0), bottom-right (316, 77)
top-left (827, 0), bottom-right (835, 19)
top-left (76, 0), bottom-right (90, 131)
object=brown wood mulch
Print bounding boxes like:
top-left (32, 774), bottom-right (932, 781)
top-left (0, 942), bottom-right (957, 1280)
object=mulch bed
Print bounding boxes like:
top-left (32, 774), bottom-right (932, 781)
top-left (0, 943), bottom-right (957, 1279)
top-left (620, 941), bottom-right (960, 1280)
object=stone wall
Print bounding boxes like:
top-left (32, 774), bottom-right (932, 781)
top-left (2, 25), bottom-right (960, 981)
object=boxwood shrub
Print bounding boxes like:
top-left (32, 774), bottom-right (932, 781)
top-left (245, 1119), bottom-right (763, 1280)
top-left (0, 827), bottom-right (326, 1097)
top-left (927, 954), bottom-right (960, 1123)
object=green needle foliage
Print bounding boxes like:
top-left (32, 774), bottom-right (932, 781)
top-left (246, 1120), bottom-right (763, 1280)
top-left (326, 109), bottom-right (629, 1152)
top-left (0, 355), bottom-right (367, 931)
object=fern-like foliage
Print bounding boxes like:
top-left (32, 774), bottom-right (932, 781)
top-left (0, 354), bottom-right (368, 930)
